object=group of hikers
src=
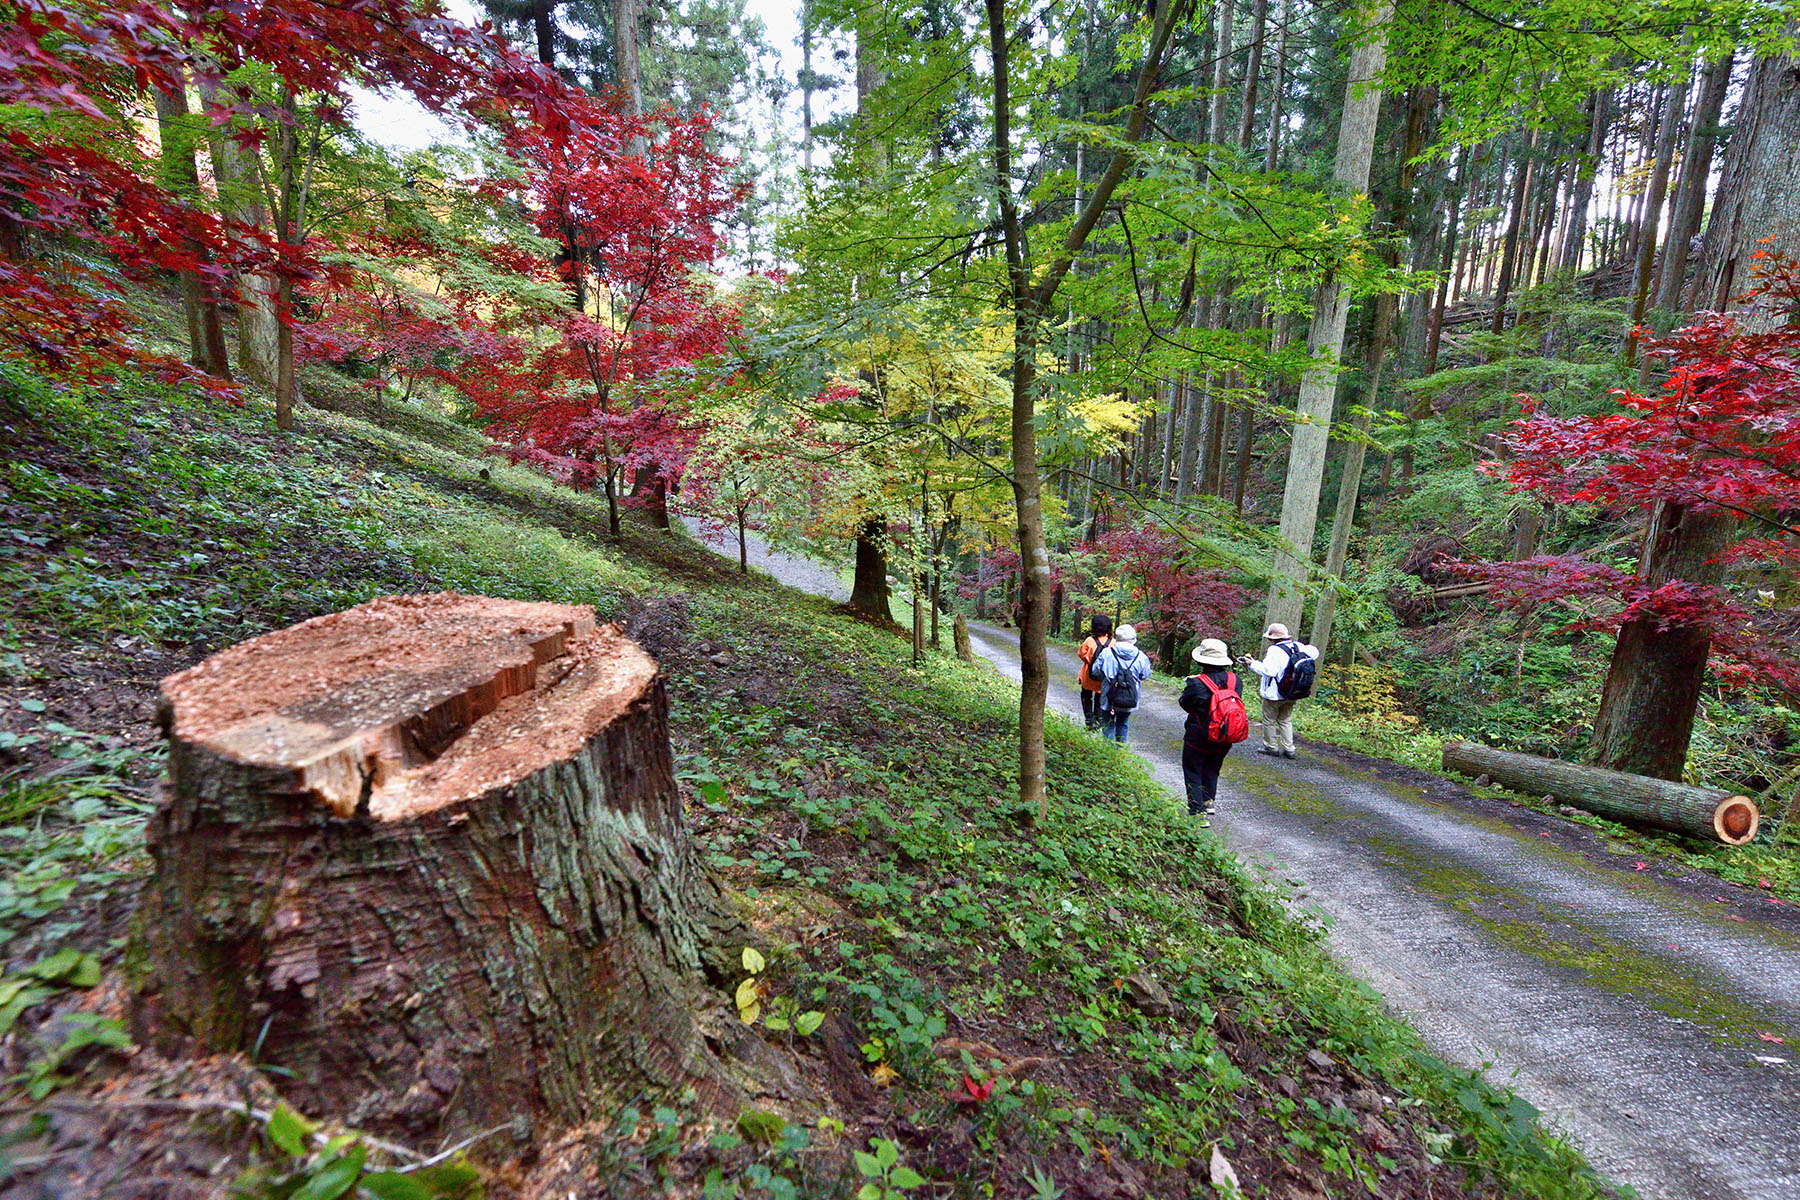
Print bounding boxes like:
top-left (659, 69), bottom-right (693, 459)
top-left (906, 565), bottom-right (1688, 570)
top-left (1077, 616), bottom-right (1318, 824)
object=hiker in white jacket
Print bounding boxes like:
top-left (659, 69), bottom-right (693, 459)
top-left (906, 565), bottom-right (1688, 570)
top-left (1239, 622), bottom-right (1318, 759)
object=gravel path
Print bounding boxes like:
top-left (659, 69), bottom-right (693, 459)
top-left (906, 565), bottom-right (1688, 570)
top-left (687, 521), bottom-right (1800, 1200)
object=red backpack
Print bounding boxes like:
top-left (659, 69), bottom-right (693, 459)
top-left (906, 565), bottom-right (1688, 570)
top-left (1198, 673), bottom-right (1250, 744)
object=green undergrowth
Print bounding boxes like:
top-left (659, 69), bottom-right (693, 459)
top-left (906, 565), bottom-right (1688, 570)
top-left (0, 365), bottom-right (1615, 1198)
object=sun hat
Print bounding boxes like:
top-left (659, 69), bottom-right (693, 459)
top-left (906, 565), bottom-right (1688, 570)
top-left (1192, 638), bottom-right (1231, 667)
top-left (1114, 624), bottom-right (1138, 643)
top-left (1262, 622), bottom-right (1290, 641)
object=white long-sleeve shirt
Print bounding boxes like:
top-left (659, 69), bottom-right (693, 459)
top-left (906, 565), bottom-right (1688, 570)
top-left (1245, 640), bottom-right (1319, 702)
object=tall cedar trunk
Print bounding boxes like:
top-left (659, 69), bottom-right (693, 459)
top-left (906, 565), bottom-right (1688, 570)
top-left (532, 0), bottom-right (558, 67)
top-left (271, 91), bottom-right (303, 432)
top-left (201, 98), bottom-right (280, 385)
top-left (849, 517), bottom-right (892, 621)
top-left (1488, 128), bottom-right (1537, 339)
top-left (1424, 143), bottom-right (1471, 374)
top-left (613, 0), bottom-right (645, 135)
top-left (1692, 46), bottom-right (1800, 312)
top-left (1590, 504), bottom-right (1735, 780)
top-left (1557, 90), bottom-right (1609, 272)
top-left (1264, 0), bottom-right (1291, 170)
top-left (153, 86), bottom-right (231, 379)
top-left (134, 595), bottom-right (746, 1143)
top-left (1625, 60), bottom-right (1690, 368)
top-left (987, 0), bottom-right (1185, 815)
top-left (1236, 0), bottom-right (1268, 151)
top-left (1655, 53), bottom-right (1734, 312)
top-left (1175, 297), bottom-right (1212, 498)
top-left (1265, 3), bottom-right (1391, 633)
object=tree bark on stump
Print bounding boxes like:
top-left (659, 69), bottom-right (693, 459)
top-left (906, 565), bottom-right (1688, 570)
top-left (134, 593), bottom-right (744, 1144)
top-left (953, 614), bottom-right (974, 663)
top-left (1442, 740), bottom-right (1758, 845)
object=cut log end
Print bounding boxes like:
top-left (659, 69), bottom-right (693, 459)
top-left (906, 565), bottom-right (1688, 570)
top-left (1715, 797), bottom-right (1759, 846)
top-left (158, 592), bottom-right (646, 819)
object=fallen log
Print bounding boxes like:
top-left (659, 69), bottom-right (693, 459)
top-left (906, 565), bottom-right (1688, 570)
top-left (135, 592), bottom-right (745, 1143)
top-left (1441, 740), bottom-right (1759, 846)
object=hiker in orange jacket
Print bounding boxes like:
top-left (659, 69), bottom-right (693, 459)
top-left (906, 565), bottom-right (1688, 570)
top-left (1076, 615), bottom-right (1114, 731)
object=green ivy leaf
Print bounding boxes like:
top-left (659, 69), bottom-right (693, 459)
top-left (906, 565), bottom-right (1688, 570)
top-left (267, 1104), bottom-right (315, 1158)
top-left (794, 1011), bottom-right (824, 1036)
top-left (741, 947), bottom-right (766, 974)
top-left (889, 1166), bottom-right (925, 1189)
top-left (359, 1172), bottom-right (436, 1200)
top-left (293, 1144), bottom-right (365, 1200)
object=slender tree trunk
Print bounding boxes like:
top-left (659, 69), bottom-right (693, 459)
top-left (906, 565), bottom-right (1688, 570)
top-left (1655, 52), bottom-right (1734, 313)
top-left (532, 0), bottom-right (558, 67)
top-left (1625, 59), bottom-right (1691, 367)
top-left (1425, 143), bottom-right (1472, 374)
top-left (1265, 2), bottom-right (1391, 633)
top-left (987, 0), bottom-right (1187, 816)
top-left (1489, 129), bottom-right (1538, 339)
top-left (154, 85), bottom-right (231, 380)
top-left (1591, 504), bottom-right (1735, 780)
top-left (1263, 0), bottom-right (1291, 170)
top-left (1237, 0), bottom-right (1269, 151)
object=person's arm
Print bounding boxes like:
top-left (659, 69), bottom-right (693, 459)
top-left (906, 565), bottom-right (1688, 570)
top-left (1243, 648), bottom-right (1273, 677)
top-left (1179, 676), bottom-right (1205, 714)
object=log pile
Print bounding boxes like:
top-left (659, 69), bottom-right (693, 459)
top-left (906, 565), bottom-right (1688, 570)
top-left (1442, 740), bottom-right (1760, 846)
top-left (134, 593), bottom-right (745, 1142)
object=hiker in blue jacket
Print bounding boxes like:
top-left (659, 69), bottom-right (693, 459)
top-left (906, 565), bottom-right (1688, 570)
top-left (1093, 623), bottom-right (1153, 744)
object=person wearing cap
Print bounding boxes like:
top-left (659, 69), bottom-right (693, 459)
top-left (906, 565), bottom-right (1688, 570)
top-left (1239, 622), bottom-right (1319, 759)
top-left (1092, 623), bottom-right (1152, 744)
top-left (1179, 638), bottom-right (1245, 823)
top-left (1075, 615), bottom-right (1114, 731)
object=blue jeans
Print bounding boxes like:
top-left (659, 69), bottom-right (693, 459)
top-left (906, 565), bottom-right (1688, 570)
top-left (1101, 709), bottom-right (1132, 743)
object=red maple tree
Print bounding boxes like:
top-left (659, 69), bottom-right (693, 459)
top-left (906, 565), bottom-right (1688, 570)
top-left (1468, 255), bottom-right (1800, 775)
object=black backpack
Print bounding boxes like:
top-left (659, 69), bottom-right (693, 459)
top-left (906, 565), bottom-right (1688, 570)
top-left (1276, 641), bottom-right (1316, 700)
top-left (1104, 647), bottom-right (1142, 710)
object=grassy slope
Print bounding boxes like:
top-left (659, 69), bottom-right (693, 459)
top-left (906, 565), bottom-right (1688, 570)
top-left (0, 364), bottom-right (1615, 1200)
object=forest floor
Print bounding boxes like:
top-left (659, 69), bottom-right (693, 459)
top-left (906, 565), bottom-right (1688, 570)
top-left (2, 364), bottom-right (1617, 1200)
top-left (700, 526), bottom-right (1800, 1200)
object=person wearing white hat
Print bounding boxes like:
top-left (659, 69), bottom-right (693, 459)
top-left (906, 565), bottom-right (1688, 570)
top-left (1238, 622), bottom-right (1319, 759)
top-left (1178, 638), bottom-right (1249, 824)
top-left (1092, 623), bottom-right (1152, 744)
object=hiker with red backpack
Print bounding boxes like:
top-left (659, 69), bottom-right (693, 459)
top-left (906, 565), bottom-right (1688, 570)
top-left (1179, 638), bottom-right (1249, 823)
top-left (1240, 622), bottom-right (1319, 760)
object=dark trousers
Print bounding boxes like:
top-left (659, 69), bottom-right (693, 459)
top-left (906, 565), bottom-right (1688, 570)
top-left (1080, 688), bottom-right (1101, 728)
top-left (1182, 743), bottom-right (1228, 814)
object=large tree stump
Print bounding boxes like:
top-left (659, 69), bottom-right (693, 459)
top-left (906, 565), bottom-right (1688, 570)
top-left (134, 593), bottom-right (743, 1141)
top-left (1442, 740), bottom-right (1759, 846)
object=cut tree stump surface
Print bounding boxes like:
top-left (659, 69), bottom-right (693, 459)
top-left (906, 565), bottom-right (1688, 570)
top-left (140, 592), bottom-right (747, 1140)
top-left (158, 593), bottom-right (651, 819)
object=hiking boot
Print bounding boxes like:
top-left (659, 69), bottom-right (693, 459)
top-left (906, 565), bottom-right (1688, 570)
top-left (1282, 750), bottom-right (1296, 759)
top-left (1256, 746), bottom-right (1282, 757)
